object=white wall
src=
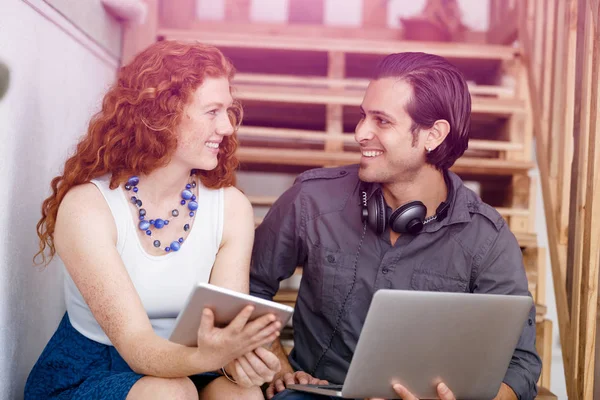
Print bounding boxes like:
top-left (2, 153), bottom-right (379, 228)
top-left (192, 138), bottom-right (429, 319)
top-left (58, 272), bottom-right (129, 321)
top-left (0, 1), bottom-right (117, 398)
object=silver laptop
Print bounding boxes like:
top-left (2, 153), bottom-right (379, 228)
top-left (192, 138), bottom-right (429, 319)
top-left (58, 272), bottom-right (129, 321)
top-left (288, 289), bottom-right (533, 399)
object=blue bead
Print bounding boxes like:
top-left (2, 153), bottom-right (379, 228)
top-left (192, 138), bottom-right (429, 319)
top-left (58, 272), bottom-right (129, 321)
top-left (125, 185), bottom-right (131, 191)
top-left (170, 241), bottom-right (181, 251)
top-left (184, 224), bottom-right (190, 231)
top-left (149, 219), bottom-right (155, 224)
top-left (139, 209), bottom-right (146, 216)
top-left (165, 247), bottom-right (171, 252)
top-left (186, 184), bottom-right (191, 189)
top-left (127, 176), bottom-right (139, 187)
top-left (130, 196), bottom-right (137, 204)
top-left (136, 200), bottom-right (142, 207)
top-left (153, 240), bottom-right (161, 247)
top-left (145, 229), bottom-right (152, 235)
top-left (191, 195), bottom-right (197, 201)
top-left (164, 220), bottom-right (169, 225)
top-left (133, 187), bottom-right (138, 193)
top-left (178, 237), bottom-right (184, 243)
top-left (181, 189), bottom-right (193, 200)
top-left (139, 215), bottom-right (145, 220)
top-left (154, 219), bottom-right (165, 229)
top-left (139, 220), bottom-right (150, 230)
top-left (180, 200), bottom-right (186, 205)
top-left (187, 201), bottom-right (198, 211)
top-left (189, 211), bottom-right (195, 217)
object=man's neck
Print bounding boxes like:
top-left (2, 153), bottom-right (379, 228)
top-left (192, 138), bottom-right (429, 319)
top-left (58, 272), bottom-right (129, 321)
top-left (381, 167), bottom-right (448, 219)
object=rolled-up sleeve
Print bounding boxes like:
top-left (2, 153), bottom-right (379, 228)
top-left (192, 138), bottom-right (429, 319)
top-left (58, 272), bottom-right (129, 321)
top-left (250, 182), bottom-right (307, 301)
top-left (472, 224), bottom-right (542, 399)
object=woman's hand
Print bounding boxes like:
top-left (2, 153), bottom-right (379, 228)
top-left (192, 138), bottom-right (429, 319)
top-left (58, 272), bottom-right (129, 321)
top-left (196, 305), bottom-right (281, 371)
top-left (224, 347), bottom-right (282, 388)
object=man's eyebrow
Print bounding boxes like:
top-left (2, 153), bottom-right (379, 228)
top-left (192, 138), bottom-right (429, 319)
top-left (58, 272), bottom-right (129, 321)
top-left (360, 106), bottom-right (395, 121)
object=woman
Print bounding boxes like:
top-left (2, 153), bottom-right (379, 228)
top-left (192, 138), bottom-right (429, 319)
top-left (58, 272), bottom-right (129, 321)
top-left (25, 40), bottom-right (280, 400)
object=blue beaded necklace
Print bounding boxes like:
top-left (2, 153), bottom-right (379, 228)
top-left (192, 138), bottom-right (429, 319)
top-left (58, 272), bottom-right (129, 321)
top-left (125, 175), bottom-right (198, 253)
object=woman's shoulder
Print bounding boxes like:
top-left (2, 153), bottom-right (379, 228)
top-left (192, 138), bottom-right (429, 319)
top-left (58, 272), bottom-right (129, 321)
top-left (222, 186), bottom-right (252, 213)
top-left (58, 182), bottom-right (112, 222)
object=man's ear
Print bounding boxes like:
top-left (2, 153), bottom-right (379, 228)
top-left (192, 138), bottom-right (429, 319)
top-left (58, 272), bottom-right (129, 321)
top-left (424, 119), bottom-right (450, 152)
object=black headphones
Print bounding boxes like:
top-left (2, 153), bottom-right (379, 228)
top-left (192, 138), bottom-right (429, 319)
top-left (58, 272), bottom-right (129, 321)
top-left (360, 173), bottom-right (453, 235)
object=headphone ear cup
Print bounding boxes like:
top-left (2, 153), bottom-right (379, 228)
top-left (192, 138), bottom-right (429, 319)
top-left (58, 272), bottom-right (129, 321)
top-left (389, 201), bottom-right (427, 234)
top-left (367, 190), bottom-right (387, 234)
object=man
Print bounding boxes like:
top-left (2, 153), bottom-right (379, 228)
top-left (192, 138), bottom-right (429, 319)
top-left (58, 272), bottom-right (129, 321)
top-left (250, 52), bottom-right (541, 400)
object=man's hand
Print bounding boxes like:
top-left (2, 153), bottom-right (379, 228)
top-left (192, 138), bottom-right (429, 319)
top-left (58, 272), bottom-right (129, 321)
top-left (265, 370), bottom-right (329, 399)
top-left (369, 382), bottom-right (516, 400)
top-left (368, 382), bottom-right (455, 400)
top-left (224, 347), bottom-right (281, 388)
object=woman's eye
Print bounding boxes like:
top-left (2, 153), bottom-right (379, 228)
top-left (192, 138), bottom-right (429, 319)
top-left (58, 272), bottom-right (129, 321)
top-left (377, 118), bottom-right (389, 125)
top-left (207, 109), bottom-right (218, 116)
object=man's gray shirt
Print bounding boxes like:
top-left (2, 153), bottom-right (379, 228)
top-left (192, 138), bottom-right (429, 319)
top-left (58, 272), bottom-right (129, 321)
top-left (250, 164), bottom-right (541, 400)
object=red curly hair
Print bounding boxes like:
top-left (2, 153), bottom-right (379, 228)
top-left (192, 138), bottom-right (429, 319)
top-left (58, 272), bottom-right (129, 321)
top-left (35, 40), bottom-right (242, 265)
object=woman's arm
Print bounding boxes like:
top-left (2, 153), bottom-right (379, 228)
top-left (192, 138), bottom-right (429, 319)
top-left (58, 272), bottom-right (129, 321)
top-left (55, 184), bottom-right (277, 378)
top-left (208, 186), bottom-right (255, 293)
top-left (208, 186), bottom-right (282, 386)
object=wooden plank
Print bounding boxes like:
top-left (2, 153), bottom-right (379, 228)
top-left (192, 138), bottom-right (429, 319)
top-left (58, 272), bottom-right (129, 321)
top-left (186, 20), bottom-right (403, 41)
top-left (362, 0), bottom-right (388, 28)
top-left (548, 0), bottom-right (568, 213)
top-left (509, 174), bottom-right (532, 233)
top-left (237, 147), bottom-right (534, 174)
top-left (326, 51), bottom-right (345, 152)
top-left (567, 0), bottom-right (592, 391)
top-left (558, 0), bottom-right (578, 247)
top-left (224, 0), bottom-right (251, 22)
top-left (518, 0), bottom-right (573, 390)
top-left (536, 319), bottom-right (553, 388)
top-left (121, 0), bottom-right (158, 65)
top-left (535, 386), bottom-right (558, 400)
top-left (159, 29), bottom-right (519, 60)
top-left (572, 5), bottom-right (600, 397)
top-left (234, 73), bottom-right (515, 98)
top-left (237, 126), bottom-right (524, 152)
top-left (234, 84), bottom-right (526, 115)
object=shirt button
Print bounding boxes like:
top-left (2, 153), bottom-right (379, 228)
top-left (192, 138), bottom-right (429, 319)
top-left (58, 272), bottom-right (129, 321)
top-left (528, 318), bottom-right (533, 326)
top-left (382, 268), bottom-right (389, 274)
top-left (327, 255), bottom-right (336, 263)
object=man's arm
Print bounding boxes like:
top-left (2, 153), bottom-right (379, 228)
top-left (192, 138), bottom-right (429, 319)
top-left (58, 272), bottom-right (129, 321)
top-left (473, 224), bottom-right (542, 400)
top-left (250, 183), bottom-right (306, 371)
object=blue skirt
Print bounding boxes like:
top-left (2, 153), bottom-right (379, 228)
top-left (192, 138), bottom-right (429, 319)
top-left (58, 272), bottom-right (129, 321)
top-left (25, 313), bottom-right (221, 400)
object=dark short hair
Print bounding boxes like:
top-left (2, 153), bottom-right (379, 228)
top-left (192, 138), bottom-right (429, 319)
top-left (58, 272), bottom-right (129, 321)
top-left (374, 52), bottom-right (471, 170)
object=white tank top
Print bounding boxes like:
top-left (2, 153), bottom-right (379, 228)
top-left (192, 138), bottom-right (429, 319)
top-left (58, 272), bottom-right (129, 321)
top-left (63, 174), bottom-right (224, 345)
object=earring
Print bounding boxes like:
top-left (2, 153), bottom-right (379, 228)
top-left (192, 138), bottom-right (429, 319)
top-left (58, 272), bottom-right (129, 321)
top-left (426, 147), bottom-right (432, 153)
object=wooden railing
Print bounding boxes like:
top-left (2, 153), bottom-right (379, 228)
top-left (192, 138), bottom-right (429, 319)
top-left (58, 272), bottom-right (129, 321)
top-left (493, 0), bottom-right (600, 398)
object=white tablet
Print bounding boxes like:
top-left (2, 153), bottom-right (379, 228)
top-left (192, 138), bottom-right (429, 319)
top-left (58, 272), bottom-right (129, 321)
top-left (169, 282), bottom-right (294, 346)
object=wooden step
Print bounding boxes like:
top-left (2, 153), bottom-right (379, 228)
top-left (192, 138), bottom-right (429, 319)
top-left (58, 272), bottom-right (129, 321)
top-left (160, 28), bottom-right (519, 61)
top-left (234, 73), bottom-right (516, 99)
top-left (233, 83), bottom-right (525, 116)
top-left (237, 126), bottom-right (524, 152)
top-left (237, 147), bottom-right (534, 175)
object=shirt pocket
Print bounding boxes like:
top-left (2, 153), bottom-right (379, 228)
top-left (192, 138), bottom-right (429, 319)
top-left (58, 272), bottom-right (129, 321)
top-left (306, 243), bottom-right (356, 320)
top-left (410, 269), bottom-right (468, 293)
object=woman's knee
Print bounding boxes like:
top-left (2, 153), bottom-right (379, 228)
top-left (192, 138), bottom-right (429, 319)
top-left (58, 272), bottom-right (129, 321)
top-left (199, 377), bottom-right (265, 400)
top-left (127, 376), bottom-right (199, 400)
